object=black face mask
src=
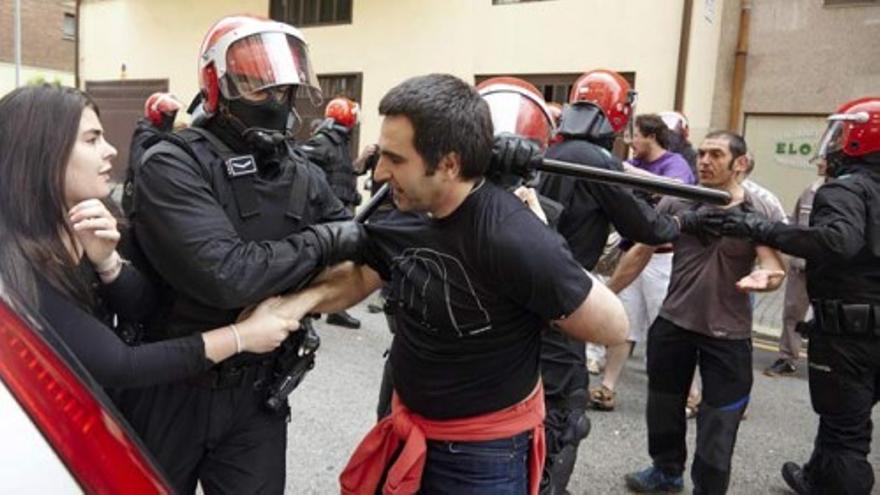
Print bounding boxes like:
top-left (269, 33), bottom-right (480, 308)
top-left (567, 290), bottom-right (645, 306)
top-left (226, 96), bottom-right (290, 134)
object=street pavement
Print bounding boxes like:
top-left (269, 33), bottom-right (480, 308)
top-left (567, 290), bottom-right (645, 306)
top-left (285, 298), bottom-right (880, 494)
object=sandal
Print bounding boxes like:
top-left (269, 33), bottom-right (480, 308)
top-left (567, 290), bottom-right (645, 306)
top-left (589, 385), bottom-right (616, 411)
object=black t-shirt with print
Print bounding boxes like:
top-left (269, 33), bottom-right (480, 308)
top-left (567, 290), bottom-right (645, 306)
top-left (364, 181), bottom-right (592, 419)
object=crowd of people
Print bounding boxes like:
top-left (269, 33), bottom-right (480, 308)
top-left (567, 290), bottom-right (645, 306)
top-left (0, 13), bottom-right (878, 495)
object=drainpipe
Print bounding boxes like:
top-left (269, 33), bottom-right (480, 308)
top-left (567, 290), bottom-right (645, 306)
top-left (674, 0), bottom-right (693, 112)
top-left (728, 0), bottom-right (751, 132)
top-left (75, 0), bottom-right (81, 89)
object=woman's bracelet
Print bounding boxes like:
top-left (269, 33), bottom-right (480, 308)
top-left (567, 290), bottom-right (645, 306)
top-left (95, 252), bottom-right (123, 278)
top-left (229, 323), bottom-right (243, 354)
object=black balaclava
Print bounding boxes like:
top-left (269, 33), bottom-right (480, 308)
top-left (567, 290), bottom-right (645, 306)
top-left (212, 86), bottom-right (298, 156)
top-left (557, 103), bottom-right (617, 151)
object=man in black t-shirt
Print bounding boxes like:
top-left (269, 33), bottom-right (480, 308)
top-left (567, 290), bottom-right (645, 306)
top-left (275, 74), bottom-right (628, 494)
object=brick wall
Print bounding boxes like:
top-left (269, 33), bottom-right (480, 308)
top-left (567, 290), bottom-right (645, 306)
top-left (0, 0), bottom-right (75, 72)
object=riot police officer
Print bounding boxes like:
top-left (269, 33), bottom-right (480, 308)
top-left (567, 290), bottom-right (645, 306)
top-left (707, 97), bottom-right (880, 495)
top-left (301, 96), bottom-right (364, 329)
top-left (120, 15), bottom-right (362, 493)
top-left (534, 70), bottom-right (681, 495)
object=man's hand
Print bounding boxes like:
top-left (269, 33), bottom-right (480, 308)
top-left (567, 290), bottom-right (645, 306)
top-left (735, 269), bottom-right (786, 292)
top-left (512, 186), bottom-right (548, 225)
top-left (490, 133), bottom-right (543, 179)
top-left (308, 221), bottom-right (368, 266)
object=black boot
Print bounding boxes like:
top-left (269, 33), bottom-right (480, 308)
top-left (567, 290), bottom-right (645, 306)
top-left (326, 311), bottom-right (361, 329)
top-left (782, 462), bottom-right (811, 495)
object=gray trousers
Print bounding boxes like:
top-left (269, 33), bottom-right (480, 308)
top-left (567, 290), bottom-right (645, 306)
top-left (779, 266), bottom-right (809, 361)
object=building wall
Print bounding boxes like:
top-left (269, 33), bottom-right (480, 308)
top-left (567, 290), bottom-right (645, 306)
top-left (0, 0), bottom-right (75, 95)
top-left (79, 0), bottom-right (724, 149)
top-left (78, 0), bottom-right (267, 103)
top-left (711, 0), bottom-right (880, 211)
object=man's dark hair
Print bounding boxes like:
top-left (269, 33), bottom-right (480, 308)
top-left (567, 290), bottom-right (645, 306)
top-left (705, 130), bottom-right (748, 160)
top-left (635, 114), bottom-right (671, 150)
top-left (378, 74), bottom-right (493, 179)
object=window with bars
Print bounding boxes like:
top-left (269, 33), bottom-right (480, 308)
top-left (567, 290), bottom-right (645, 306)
top-left (293, 73), bottom-right (363, 153)
top-left (270, 0), bottom-right (353, 27)
top-left (63, 13), bottom-right (76, 40)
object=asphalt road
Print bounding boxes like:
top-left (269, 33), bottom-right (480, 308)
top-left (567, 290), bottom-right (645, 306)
top-left (285, 299), bottom-right (880, 494)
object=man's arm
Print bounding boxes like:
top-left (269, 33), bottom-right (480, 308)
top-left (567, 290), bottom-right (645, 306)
top-left (553, 273), bottom-right (628, 346)
top-left (735, 245), bottom-right (786, 292)
top-left (605, 243), bottom-right (658, 293)
top-left (273, 262), bottom-right (383, 321)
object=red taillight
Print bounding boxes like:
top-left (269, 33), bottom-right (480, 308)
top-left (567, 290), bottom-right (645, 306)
top-left (0, 300), bottom-right (170, 494)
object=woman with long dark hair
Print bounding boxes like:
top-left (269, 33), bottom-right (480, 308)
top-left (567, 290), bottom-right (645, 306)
top-left (0, 84), bottom-right (297, 388)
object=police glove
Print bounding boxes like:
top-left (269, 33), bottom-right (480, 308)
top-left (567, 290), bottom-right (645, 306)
top-left (490, 133), bottom-right (543, 179)
top-left (675, 209), bottom-right (721, 244)
top-left (307, 221), bottom-right (368, 266)
top-left (707, 208), bottom-right (775, 243)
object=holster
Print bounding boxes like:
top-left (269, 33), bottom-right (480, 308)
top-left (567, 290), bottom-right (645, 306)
top-left (812, 299), bottom-right (880, 337)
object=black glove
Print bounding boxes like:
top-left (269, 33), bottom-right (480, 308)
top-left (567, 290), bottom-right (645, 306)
top-left (709, 208), bottom-right (774, 243)
top-left (490, 133), bottom-right (543, 180)
top-left (675, 209), bottom-right (722, 245)
top-left (307, 221), bottom-right (368, 266)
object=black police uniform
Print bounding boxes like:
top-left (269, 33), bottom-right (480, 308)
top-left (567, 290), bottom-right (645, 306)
top-left (119, 117), bottom-right (349, 494)
top-left (727, 164), bottom-right (880, 494)
top-left (301, 119), bottom-right (362, 210)
top-left (536, 138), bottom-right (680, 494)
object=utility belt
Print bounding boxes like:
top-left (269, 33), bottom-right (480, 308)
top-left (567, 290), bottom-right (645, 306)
top-left (188, 357), bottom-right (275, 389)
top-left (188, 318), bottom-right (320, 415)
top-left (811, 299), bottom-right (880, 337)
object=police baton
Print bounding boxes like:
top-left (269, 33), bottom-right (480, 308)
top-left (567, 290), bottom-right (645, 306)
top-left (538, 158), bottom-right (731, 206)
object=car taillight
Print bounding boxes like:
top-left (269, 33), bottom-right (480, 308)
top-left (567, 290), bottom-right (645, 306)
top-left (0, 301), bottom-right (170, 494)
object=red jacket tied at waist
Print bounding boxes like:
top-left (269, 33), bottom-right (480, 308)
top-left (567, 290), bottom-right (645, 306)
top-left (339, 382), bottom-right (546, 495)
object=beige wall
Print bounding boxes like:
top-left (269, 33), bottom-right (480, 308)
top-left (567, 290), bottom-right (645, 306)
top-left (79, 0), bottom-right (267, 108)
top-left (79, 0), bottom-right (725, 148)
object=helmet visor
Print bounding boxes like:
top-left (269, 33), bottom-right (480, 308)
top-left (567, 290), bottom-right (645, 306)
top-left (815, 120), bottom-right (844, 160)
top-left (221, 32), bottom-right (321, 103)
top-left (482, 89), bottom-right (553, 149)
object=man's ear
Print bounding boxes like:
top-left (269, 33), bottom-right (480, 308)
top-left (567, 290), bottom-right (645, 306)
top-left (437, 151), bottom-right (462, 179)
top-left (732, 154), bottom-right (748, 174)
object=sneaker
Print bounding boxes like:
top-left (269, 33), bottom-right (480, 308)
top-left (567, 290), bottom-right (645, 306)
top-left (589, 385), bottom-right (616, 411)
top-left (624, 466), bottom-right (684, 493)
top-left (781, 462), bottom-right (811, 495)
top-left (325, 311), bottom-right (361, 329)
top-left (764, 359), bottom-right (797, 377)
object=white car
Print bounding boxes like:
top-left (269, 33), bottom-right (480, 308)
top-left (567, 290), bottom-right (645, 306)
top-left (0, 281), bottom-right (170, 494)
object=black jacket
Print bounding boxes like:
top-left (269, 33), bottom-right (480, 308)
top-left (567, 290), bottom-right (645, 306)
top-left (537, 138), bottom-right (680, 270)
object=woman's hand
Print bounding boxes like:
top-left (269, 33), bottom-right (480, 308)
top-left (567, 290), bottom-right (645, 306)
top-left (236, 296), bottom-right (301, 354)
top-left (69, 199), bottom-right (120, 268)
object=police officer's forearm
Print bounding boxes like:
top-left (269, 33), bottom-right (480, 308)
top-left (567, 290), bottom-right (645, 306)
top-left (594, 183), bottom-right (679, 245)
top-left (760, 221), bottom-right (863, 263)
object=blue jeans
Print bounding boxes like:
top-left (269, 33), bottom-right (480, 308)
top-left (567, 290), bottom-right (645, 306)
top-left (419, 430), bottom-right (531, 494)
